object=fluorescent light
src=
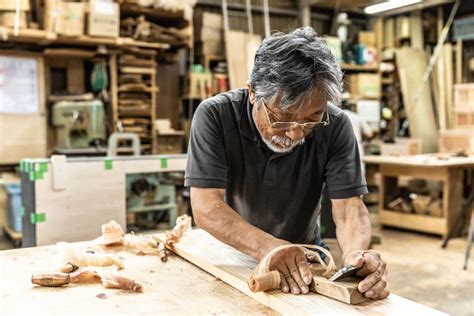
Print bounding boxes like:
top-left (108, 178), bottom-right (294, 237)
top-left (364, 0), bottom-right (422, 14)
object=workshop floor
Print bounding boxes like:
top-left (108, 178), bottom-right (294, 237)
top-left (0, 225), bottom-right (472, 315)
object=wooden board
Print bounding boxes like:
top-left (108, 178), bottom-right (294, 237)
top-left (364, 155), bottom-right (474, 168)
top-left (396, 48), bottom-right (438, 153)
top-left (155, 229), bottom-right (447, 315)
top-left (444, 43), bottom-right (454, 128)
top-left (410, 10), bottom-right (423, 49)
top-left (0, 52), bottom-right (46, 164)
top-left (225, 31), bottom-right (261, 90)
top-left (0, 242), bottom-right (275, 315)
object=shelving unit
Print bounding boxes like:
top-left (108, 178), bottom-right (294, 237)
top-left (1, 28), bottom-right (169, 49)
top-left (110, 47), bottom-right (159, 154)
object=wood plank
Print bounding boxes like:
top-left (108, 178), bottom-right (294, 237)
top-left (109, 54), bottom-right (119, 130)
top-left (383, 18), bottom-right (395, 49)
top-left (444, 43), bottom-right (454, 128)
top-left (380, 210), bottom-right (446, 235)
top-left (410, 10), bottom-right (423, 49)
top-left (120, 67), bottom-right (156, 75)
top-left (364, 155), bottom-right (474, 168)
top-left (396, 48), bottom-right (438, 153)
top-left (43, 48), bottom-right (96, 58)
top-left (3, 27), bottom-right (170, 49)
top-left (225, 31), bottom-right (261, 90)
top-left (456, 39), bottom-right (462, 84)
top-left (155, 229), bottom-right (447, 315)
top-left (437, 47), bottom-right (446, 130)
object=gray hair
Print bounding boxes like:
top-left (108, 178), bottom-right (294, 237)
top-left (249, 26), bottom-right (343, 110)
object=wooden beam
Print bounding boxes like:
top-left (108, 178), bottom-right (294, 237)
top-left (298, 0), bottom-right (312, 26)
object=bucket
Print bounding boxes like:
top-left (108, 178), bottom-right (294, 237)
top-left (5, 183), bottom-right (22, 233)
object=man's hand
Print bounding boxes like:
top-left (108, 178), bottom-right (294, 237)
top-left (343, 249), bottom-right (390, 300)
top-left (268, 245), bottom-right (313, 295)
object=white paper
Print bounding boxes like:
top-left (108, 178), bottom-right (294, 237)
top-left (0, 56), bottom-right (39, 114)
top-left (356, 100), bottom-right (380, 124)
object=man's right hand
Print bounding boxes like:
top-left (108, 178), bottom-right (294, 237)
top-left (267, 245), bottom-right (313, 294)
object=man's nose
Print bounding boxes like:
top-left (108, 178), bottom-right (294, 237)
top-left (285, 125), bottom-right (304, 140)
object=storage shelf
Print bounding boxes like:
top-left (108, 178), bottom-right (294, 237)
top-left (1, 28), bottom-right (170, 49)
top-left (120, 3), bottom-right (189, 29)
top-left (380, 209), bottom-right (446, 235)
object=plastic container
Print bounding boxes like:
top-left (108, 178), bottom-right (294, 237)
top-left (5, 183), bottom-right (22, 233)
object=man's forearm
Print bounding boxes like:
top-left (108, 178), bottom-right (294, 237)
top-left (191, 189), bottom-right (287, 260)
top-left (332, 197), bottom-right (372, 261)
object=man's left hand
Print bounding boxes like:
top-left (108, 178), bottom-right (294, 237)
top-left (343, 249), bottom-right (390, 300)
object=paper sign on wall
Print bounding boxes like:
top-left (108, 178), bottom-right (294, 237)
top-left (0, 55), bottom-right (39, 114)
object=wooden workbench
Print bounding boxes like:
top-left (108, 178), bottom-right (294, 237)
top-left (0, 230), bottom-right (447, 315)
top-left (0, 242), bottom-right (275, 315)
top-left (364, 155), bottom-right (474, 237)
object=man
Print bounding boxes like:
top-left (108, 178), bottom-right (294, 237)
top-left (185, 27), bottom-right (389, 300)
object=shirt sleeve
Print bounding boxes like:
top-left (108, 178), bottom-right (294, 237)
top-left (324, 112), bottom-right (368, 199)
top-left (184, 102), bottom-right (228, 188)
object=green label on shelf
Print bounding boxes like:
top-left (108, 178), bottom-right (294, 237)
top-left (20, 206), bottom-right (25, 217)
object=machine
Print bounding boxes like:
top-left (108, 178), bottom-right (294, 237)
top-left (52, 100), bottom-right (106, 149)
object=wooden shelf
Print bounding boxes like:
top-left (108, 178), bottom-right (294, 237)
top-left (1, 28), bottom-right (170, 49)
top-left (341, 64), bottom-right (379, 72)
top-left (380, 209), bottom-right (445, 235)
top-left (120, 3), bottom-right (189, 29)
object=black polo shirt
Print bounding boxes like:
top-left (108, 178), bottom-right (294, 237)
top-left (185, 88), bottom-right (367, 244)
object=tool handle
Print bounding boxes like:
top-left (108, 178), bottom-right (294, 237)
top-left (31, 273), bottom-right (71, 287)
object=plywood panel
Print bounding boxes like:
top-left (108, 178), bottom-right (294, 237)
top-left (0, 52), bottom-right (46, 164)
top-left (0, 115), bottom-right (47, 164)
top-left (396, 48), bottom-right (438, 153)
top-left (155, 229), bottom-right (447, 315)
top-left (35, 161), bottom-right (126, 246)
top-left (225, 30), bottom-right (261, 89)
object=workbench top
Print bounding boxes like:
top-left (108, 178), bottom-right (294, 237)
top-left (0, 242), bottom-right (276, 315)
top-left (364, 154), bottom-right (474, 168)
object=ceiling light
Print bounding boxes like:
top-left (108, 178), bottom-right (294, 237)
top-left (364, 0), bottom-right (422, 14)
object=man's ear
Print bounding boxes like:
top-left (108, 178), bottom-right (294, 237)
top-left (247, 82), bottom-right (256, 105)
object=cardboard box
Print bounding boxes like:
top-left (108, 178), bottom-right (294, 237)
top-left (157, 134), bottom-right (183, 154)
top-left (380, 138), bottom-right (422, 156)
top-left (358, 31), bottom-right (375, 46)
top-left (439, 129), bottom-right (474, 154)
top-left (453, 110), bottom-right (474, 129)
top-left (88, 0), bottom-right (119, 38)
top-left (347, 73), bottom-right (381, 99)
top-left (0, 0), bottom-right (30, 11)
top-left (0, 11), bottom-right (27, 27)
top-left (454, 83), bottom-right (474, 110)
top-left (57, 2), bottom-right (85, 36)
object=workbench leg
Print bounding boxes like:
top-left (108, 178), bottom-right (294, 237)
top-left (464, 209), bottom-right (474, 270)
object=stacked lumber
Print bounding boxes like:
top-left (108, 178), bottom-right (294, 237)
top-left (117, 47), bottom-right (158, 154)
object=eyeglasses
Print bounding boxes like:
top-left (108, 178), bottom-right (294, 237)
top-left (261, 99), bottom-right (330, 131)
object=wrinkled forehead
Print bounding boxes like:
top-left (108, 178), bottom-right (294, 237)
top-left (267, 88), bottom-right (328, 115)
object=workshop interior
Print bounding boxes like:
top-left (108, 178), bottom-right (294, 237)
top-left (0, 0), bottom-right (473, 315)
